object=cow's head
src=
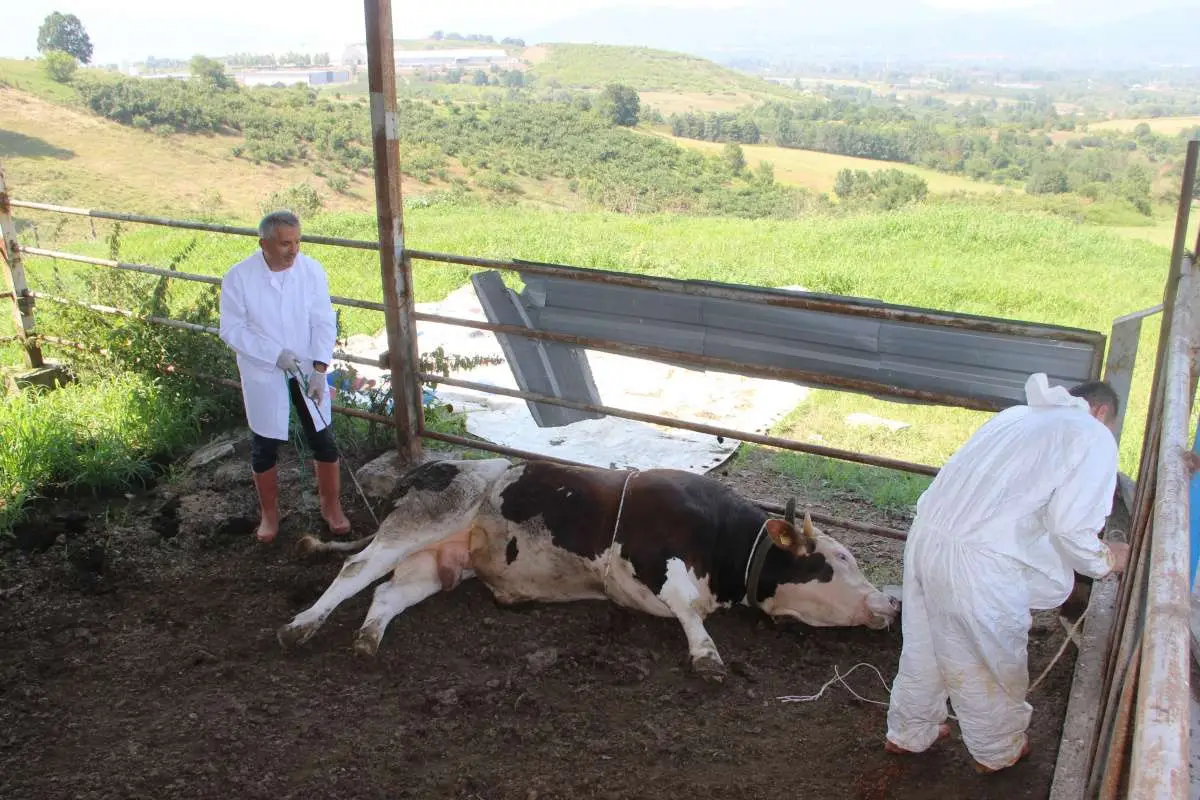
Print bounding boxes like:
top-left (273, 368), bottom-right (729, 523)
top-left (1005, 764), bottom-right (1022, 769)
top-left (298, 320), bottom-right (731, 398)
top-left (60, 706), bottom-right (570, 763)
top-left (754, 500), bottom-right (898, 630)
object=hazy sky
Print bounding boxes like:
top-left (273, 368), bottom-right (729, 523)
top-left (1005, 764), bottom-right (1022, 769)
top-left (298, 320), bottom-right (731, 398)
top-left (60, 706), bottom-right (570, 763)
top-left (3, 0), bottom-right (1182, 64)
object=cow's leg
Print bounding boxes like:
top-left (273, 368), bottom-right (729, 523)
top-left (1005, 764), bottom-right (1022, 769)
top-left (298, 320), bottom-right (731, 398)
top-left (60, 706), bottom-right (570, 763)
top-left (277, 460), bottom-right (512, 649)
top-left (657, 557), bottom-right (726, 682)
top-left (278, 516), bottom-right (475, 649)
top-left (353, 536), bottom-right (473, 657)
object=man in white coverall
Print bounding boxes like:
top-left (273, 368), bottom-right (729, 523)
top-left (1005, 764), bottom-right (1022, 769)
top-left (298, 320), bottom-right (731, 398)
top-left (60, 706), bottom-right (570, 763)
top-left (218, 210), bottom-right (350, 544)
top-left (884, 373), bottom-right (1130, 774)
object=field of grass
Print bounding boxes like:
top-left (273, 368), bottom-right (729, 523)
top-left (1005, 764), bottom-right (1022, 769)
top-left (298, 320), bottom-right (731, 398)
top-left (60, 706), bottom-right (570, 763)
top-left (639, 90), bottom-right (767, 116)
top-left (13, 201), bottom-right (1169, 485)
top-left (529, 44), bottom-right (796, 96)
top-left (1090, 115), bottom-right (1200, 134)
top-left (652, 132), bottom-right (1006, 195)
top-left (0, 57), bottom-right (83, 103)
top-left (0, 86), bottom-right (382, 220)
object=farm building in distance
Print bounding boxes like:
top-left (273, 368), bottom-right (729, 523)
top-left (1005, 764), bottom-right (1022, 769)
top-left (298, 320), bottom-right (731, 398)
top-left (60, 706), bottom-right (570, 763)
top-left (340, 45), bottom-right (518, 71)
top-left (126, 66), bottom-right (352, 87)
top-left (233, 68), bottom-right (352, 87)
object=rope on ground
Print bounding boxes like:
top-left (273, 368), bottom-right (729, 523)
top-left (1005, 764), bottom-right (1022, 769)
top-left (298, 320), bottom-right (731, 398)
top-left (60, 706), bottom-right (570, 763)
top-left (775, 609), bottom-right (1089, 715)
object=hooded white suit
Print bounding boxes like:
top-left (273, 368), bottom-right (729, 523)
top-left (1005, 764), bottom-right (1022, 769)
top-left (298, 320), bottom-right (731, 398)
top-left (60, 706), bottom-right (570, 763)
top-left (885, 373), bottom-right (1118, 770)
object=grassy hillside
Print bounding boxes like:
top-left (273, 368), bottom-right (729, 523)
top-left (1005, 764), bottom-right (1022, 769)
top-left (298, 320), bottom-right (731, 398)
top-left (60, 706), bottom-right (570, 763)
top-left (0, 57), bottom-right (80, 102)
top-left (528, 43), bottom-right (794, 95)
top-left (0, 89), bottom-right (386, 218)
top-left (20, 201), bottom-right (1169, 479)
top-left (1090, 115), bottom-right (1200, 134)
top-left (654, 133), bottom-right (1004, 195)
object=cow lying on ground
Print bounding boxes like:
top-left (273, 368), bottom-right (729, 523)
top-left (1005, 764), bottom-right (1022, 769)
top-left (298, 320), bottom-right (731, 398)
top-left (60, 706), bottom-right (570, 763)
top-left (278, 458), bottom-right (900, 680)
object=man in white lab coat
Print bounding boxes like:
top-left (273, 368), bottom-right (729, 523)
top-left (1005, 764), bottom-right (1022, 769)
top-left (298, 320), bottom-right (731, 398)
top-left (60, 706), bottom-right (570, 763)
top-left (218, 210), bottom-right (350, 543)
top-left (883, 373), bottom-right (1131, 774)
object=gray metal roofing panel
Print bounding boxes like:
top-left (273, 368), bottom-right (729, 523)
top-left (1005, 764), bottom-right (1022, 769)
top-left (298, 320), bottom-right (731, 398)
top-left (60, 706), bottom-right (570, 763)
top-left (702, 299), bottom-right (881, 353)
top-left (475, 271), bottom-right (1106, 418)
top-left (470, 272), bottom-right (602, 427)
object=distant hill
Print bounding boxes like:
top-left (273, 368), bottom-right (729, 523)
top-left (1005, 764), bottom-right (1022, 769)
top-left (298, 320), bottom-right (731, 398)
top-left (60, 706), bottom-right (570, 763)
top-left (526, 43), bottom-right (795, 95)
top-left (527, 0), bottom-right (1200, 69)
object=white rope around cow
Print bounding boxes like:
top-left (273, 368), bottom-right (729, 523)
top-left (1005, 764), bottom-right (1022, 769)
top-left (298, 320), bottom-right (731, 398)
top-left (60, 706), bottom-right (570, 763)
top-left (776, 608), bottom-right (1089, 716)
top-left (601, 469), bottom-right (639, 594)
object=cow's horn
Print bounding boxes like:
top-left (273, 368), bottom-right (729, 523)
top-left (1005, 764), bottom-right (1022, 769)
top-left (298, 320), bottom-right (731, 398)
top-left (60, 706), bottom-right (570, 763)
top-left (784, 497), bottom-right (796, 526)
top-left (802, 511), bottom-right (816, 545)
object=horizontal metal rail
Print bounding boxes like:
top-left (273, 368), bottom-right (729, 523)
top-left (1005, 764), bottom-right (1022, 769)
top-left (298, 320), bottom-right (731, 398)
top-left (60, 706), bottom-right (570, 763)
top-left (30, 293), bottom-right (384, 370)
top-left (413, 310), bottom-right (1007, 412)
top-left (20, 247), bottom-right (389, 312)
top-left (11, 199), bottom-right (1104, 344)
top-left (11, 201), bottom-right (378, 251)
top-left (421, 371), bottom-right (939, 476)
top-left (421, 429), bottom-right (910, 540)
top-left (37, 333), bottom-right (396, 427)
top-left (20, 239), bottom-right (1012, 413)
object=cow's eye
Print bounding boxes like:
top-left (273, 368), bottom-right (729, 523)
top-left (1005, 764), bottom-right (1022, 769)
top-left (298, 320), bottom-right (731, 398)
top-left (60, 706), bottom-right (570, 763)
top-left (837, 553), bottom-right (849, 562)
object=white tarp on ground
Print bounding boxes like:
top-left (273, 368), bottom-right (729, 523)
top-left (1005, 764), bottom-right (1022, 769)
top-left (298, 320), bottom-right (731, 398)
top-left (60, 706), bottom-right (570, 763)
top-left (336, 284), bottom-right (809, 474)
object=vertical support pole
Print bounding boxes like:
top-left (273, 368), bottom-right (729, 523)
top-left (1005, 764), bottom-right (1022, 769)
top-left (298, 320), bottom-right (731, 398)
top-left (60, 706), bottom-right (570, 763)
top-left (1124, 140), bottom-right (1198, 800)
top-left (0, 162), bottom-right (44, 369)
top-left (364, 0), bottom-right (422, 464)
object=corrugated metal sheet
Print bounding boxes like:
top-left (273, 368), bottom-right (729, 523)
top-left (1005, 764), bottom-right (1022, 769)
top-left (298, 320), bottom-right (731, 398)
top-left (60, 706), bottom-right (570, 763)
top-left (469, 272), bottom-right (602, 427)
top-left (473, 270), bottom-right (1105, 427)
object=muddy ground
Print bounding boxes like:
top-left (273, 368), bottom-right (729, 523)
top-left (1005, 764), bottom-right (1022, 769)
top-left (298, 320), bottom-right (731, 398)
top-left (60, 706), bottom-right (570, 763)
top-left (0, 434), bottom-right (1084, 800)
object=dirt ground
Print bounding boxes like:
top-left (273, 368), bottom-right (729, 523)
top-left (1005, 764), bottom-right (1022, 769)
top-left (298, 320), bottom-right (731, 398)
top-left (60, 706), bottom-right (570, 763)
top-left (0, 436), bottom-right (1081, 800)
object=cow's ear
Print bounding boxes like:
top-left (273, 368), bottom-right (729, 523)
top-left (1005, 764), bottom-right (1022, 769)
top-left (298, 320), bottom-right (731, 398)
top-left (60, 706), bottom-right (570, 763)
top-left (765, 519), bottom-right (810, 556)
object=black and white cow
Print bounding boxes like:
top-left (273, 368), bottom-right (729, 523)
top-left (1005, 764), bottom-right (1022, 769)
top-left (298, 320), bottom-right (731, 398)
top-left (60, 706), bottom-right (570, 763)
top-left (278, 458), bottom-right (899, 680)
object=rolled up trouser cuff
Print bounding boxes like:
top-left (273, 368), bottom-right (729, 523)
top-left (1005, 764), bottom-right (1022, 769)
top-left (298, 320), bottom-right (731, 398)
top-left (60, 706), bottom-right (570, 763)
top-left (885, 721), bottom-right (946, 754)
top-left (966, 730), bottom-right (1029, 771)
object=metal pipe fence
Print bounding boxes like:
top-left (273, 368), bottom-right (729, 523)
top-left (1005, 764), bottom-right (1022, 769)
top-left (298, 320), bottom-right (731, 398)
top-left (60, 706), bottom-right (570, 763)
top-left (6, 200), bottom-right (944, 540)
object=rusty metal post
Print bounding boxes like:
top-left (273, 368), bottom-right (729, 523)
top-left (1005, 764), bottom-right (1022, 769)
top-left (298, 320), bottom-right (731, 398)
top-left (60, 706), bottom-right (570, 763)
top-left (1126, 258), bottom-right (1196, 799)
top-left (364, 0), bottom-right (422, 463)
top-left (0, 162), bottom-right (44, 368)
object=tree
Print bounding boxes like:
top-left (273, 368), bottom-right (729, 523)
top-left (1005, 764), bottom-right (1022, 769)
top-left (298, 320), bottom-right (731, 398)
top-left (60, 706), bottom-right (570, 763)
top-left (1025, 163), bottom-right (1069, 195)
top-left (42, 50), bottom-right (77, 83)
top-left (722, 142), bottom-right (746, 174)
top-left (190, 55), bottom-right (235, 90)
top-left (37, 12), bottom-right (93, 64)
top-left (597, 83), bottom-right (640, 127)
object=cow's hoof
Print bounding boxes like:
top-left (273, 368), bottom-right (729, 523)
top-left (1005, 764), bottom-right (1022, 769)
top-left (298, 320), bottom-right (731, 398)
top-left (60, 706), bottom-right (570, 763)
top-left (276, 623), bottom-right (312, 650)
top-left (353, 631), bottom-right (381, 658)
top-left (693, 654), bottom-right (727, 683)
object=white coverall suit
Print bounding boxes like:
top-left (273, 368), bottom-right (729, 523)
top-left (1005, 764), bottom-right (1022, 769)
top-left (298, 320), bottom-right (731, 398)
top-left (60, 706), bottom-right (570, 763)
top-left (885, 374), bottom-right (1118, 770)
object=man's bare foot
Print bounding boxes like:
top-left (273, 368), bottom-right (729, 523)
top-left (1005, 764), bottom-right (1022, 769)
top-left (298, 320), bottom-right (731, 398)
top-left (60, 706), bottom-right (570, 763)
top-left (884, 723), bottom-right (952, 755)
top-left (975, 740), bottom-right (1032, 775)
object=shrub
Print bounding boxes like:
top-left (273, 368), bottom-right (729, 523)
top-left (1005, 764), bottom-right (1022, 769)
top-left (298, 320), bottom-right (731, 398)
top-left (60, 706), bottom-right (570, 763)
top-left (42, 51), bottom-right (77, 83)
top-left (260, 183), bottom-right (324, 219)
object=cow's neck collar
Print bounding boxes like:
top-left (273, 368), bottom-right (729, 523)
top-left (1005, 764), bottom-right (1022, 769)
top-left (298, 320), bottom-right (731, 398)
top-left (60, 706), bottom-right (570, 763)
top-left (743, 519), bottom-right (772, 611)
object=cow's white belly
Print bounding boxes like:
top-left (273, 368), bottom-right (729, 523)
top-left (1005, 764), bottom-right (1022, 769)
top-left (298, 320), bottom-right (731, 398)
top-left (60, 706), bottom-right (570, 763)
top-left (467, 515), bottom-right (674, 618)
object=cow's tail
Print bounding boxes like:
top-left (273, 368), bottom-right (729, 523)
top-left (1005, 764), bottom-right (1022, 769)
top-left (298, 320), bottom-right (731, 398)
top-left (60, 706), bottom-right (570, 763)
top-left (297, 532), bottom-right (376, 556)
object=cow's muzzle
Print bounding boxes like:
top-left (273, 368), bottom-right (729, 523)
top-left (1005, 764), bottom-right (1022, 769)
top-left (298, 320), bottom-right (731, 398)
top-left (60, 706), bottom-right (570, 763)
top-left (864, 591), bottom-right (900, 629)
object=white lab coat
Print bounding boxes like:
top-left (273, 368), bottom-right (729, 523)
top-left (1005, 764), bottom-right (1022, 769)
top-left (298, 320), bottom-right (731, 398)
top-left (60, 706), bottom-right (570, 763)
top-left (885, 373), bottom-right (1117, 770)
top-left (218, 250), bottom-right (338, 441)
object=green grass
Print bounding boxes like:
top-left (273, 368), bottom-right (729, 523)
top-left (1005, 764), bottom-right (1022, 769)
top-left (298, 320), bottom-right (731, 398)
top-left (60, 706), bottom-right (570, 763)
top-left (528, 44), bottom-right (795, 96)
top-left (0, 57), bottom-right (85, 103)
top-left (0, 373), bottom-right (211, 532)
top-left (18, 200), bottom-right (1167, 495)
top-left (657, 133), bottom-right (1005, 196)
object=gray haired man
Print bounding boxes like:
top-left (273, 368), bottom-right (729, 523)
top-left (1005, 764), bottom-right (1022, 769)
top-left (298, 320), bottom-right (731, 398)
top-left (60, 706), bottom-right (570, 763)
top-left (218, 210), bottom-right (350, 542)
